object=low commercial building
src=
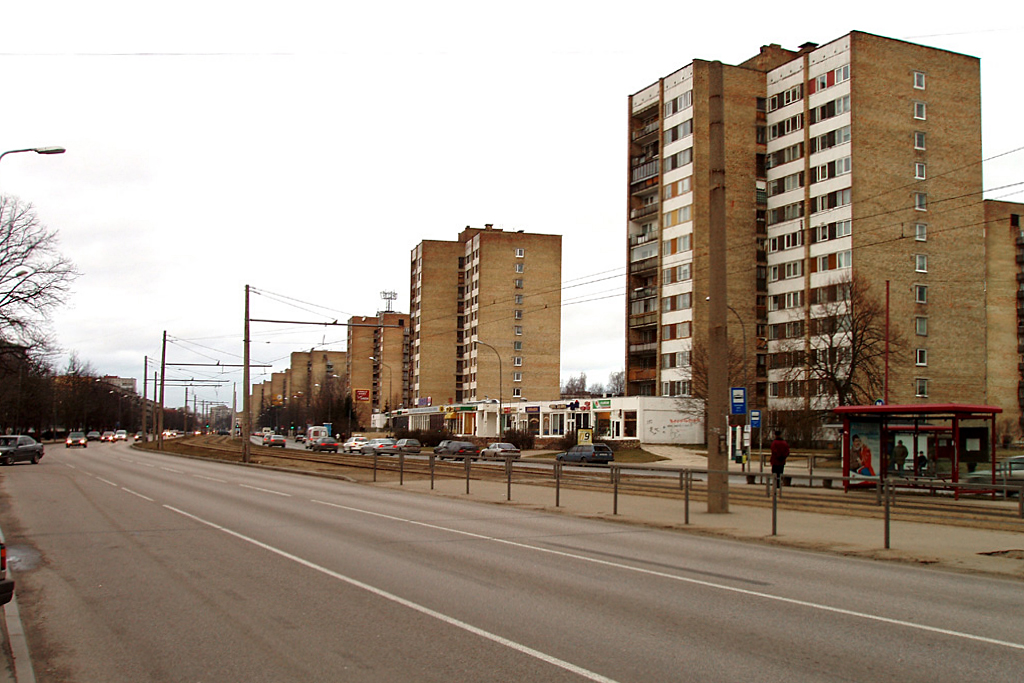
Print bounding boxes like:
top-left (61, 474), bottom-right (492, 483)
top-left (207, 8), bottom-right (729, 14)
top-left (389, 396), bottom-right (705, 445)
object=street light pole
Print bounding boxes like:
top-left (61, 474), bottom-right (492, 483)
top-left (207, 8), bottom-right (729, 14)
top-left (369, 357), bottom-right (392, 435)
top-left (0, 146), bottom-right (66, 186)
top-left (474, 340), bottom-right (502, 438)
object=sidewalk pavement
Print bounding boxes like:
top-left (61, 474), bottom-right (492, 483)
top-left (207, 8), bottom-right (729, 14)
top-left (374, 450), bottom-right (1024, 582)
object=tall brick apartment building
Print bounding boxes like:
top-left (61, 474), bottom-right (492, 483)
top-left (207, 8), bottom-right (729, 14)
top-left (347, 312), bottom-right (409, 430)
top-left (411, 225), bottom-right (561, 421)
top-left (626, 31), bottom-right (1024, 434)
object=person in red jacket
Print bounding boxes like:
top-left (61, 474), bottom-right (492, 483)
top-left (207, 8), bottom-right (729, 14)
top-left (770, 430), bottom-right (789, 487)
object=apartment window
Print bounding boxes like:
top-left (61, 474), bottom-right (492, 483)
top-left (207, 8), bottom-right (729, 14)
top-left (663, 148), bottom-right (693, 172)
top-left (515, 248), bottom-right (525, 257)
top-left (913, 71), bottom-right (926, 89)
top-left (916, 348), bottom-right (928, 366)
top-left (514, 325), bottom-right (523, 335)
top-left (664, 91), bottom-right (693, 117)
top-left (513, 357), bottom-right (523, 367)
top-left (914, 102), bottom-right (927, 120)
top-left (915, 254), bottom-right (928, 272)
top-left (835, 64), bottom-right (850, 83)
top-left (664, 176), bottom-right (692, 200)
top-left (514, 310), bottom-right (523, 320)
top-left (769, 382), bottom-right (779, 398)
top-left (512, 388), bottom-right (521, 398)
top-left (915, 285), bottom-right (928, 304)
top-left (514, 294), bottom-right (523, 304)
top-left (915, 223), bottom-right (927, 241)
top-left (514, 263), bottom-right (524, 273)
top-left (915, 163), bottom-right (926, 180)
top-left (514, 279), bottom-right (523, 289)
top-left (915, 316), bottom-right (928, 336)
top-left (915, 378), bottom-right (929, 397)
top-left (664, 119), bottom-right (693, 144)
top-left (914, 131), bottom-right (926, 150)
top-left (513, 341), bottom-right (522, 351)
top-left (513, 372), bottom-right (522, 382)
top-left (768, 113), bottom-right (803, 141)
top-left (914, 193), bottom-right (927, 211)
top-left (836, 250), bottom-right (852, 268)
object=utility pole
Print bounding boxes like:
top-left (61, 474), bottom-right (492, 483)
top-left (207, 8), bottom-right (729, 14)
top-left (159, 331), bottom-right (167, 450)
top-left (706, 60), bottom-right (730, 513)
top-left (142, 356), bottom-right (149, 441)
top-left (184, 386), bottom-right (189, 435)
top-left (242, 285), bottom-right (252, 463)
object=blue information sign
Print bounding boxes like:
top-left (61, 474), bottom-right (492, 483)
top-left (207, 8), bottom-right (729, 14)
top-left (730, 387), bottom-right (747, 415)
top-left (750, 410), bottom-right (761, 428)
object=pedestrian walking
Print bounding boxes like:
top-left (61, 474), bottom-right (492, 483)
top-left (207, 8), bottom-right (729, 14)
top-left (892, 439), bottom-right (909, 474)
top-left (770, 430), bottom-right (789, 488)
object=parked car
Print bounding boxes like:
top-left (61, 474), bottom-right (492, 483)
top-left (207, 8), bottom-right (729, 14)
top-left (395, 438), bottom-right (421, 454)
top-left (556, 443), bottom-right (614, 465)
top-left (0, 541), bottom-right (13, 606)
top-left (101, 431), bottom-right (116, 442)
top-left (342, 436), bottom-right (369, 453)
top-left (114, 430), bottom-right (128, 441)
top-left (65, 431), bottom-right (88, 448)
top-left (966, 455), bottom-right (1024, 489)
top-left (361, 438), bottom-right (400, 456)
top-left (435, 441), bottom-right (481, 460)
top-left (480, 442), bottom-right (521, 459)
top-left (309, 436), bottom-right (340, 453)
top-left (0, 435), bottom-right (44, 465)
top-left (86, 431), bottom-right (101, 441)
top-left (433, 440), bottom-right (455, 454)
top-left (267, 434), bottom-right (287, 448)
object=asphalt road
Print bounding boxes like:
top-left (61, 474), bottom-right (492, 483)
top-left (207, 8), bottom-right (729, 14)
top-left (1, 442), bottom-right (1023, 682)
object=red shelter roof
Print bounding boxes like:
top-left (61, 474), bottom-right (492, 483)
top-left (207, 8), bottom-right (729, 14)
top-left (833, 403), bottom-right (1002, 417)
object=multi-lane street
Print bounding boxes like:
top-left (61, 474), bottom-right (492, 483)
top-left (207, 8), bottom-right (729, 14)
top-left (1, 442), bottom-right (1022, 682)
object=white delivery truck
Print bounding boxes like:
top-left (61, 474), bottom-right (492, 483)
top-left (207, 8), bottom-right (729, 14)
top-left (305, 425), bottom-right (329, 448)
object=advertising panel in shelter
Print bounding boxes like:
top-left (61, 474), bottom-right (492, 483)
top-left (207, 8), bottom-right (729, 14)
top-left (848, 421), bottom-right (880, 481)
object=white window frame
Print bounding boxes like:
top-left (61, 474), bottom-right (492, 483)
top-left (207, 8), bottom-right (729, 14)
top-left (915, 285), bottom-right (928, 304)
top-left (514, 325), bottom-right (523, 336)
top-left (913, 71), bottom-right (926, 90)
top-left (513, 341), bottom-right (523, 351)
top-left (916, 348), bottom-right (928, 366)
top-left (915, 316), bottom-right (928, 336)
top-left (515, 248), bottom-right (525, 258)
top-left (915, 163), bottom-right (926, 180)
top-left (512, 372), bottom-right (522, 382)
top-left (915, 378), bottom-right (929, 398)
top-left (914, 193), bottom-right (927, 211)
top-left (914, 131), bottom-right (926, 150)
top-left (514, 263), bottom-right (524, 273)
top-left (915, 223), bottom-right (927, 241)
top-left (915, 254), bottom-right (928, 272)
top-left (512, 388), bottom-right (521, 398)
top-left (914, 101), bottom-right (927, 120)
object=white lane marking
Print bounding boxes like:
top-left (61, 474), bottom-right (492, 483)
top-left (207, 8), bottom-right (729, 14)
top-left (122, 488), bottom-right (155, 502)
top-left (162, 505), bottom-right (619, 683)
top-left (310, 500), bottom-right (1024, 652)
top-left (239, 484), bottom-right (291, 497)
top-left (96, 477), bottom-right (119, 487)
top-left (65, 464), bottom-right (77, 469)
top-left (192, 475), bottom-right (227, 483)
top-left (160, 467), bottom-right (183, 473)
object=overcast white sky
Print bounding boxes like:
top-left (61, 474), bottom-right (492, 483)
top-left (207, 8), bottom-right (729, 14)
top-left (2, 2), bottom-right (1021, 409)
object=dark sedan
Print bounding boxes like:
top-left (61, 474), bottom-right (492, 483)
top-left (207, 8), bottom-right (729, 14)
top-left (0, 435), bottom-right (44, 465)
top-left (309, 437), bottom-right (340, 453)
top-left (435, 441), bottom-right (481, 460)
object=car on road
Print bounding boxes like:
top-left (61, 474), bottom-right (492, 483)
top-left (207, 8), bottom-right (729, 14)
top-left (134, 432), bottom-right (144, 440)
top-left (101, 431), bottom-right (116, 443)
top-left (361, 438), bottom-right (400, 455)
top-left (480, 442), bottom-right (521, 459)
top-left (309, 437), bottom-right (340, 453)
top-left (65, 431), bottom-right (88, 448)
top-left (267, 434), bottom-right (287, 448)
top-left (0, 435), bottom-right (44, 465)
top-left (342, 436), bottom-right (368, 453)
top-left (395, 438), bottom-right (421, 454)
top-left (556, 443), bottom-right (614, 465)
top-left (86, 431), bottom-right (101, 441)
top-left (114, 430), bottom-right (128, 441)
top-left (434, 441), bottom-right (481, 460)
top-left (0, 541), bottom-right (13, 606)
top-left (294, 434), bottom-right (305, 444)
top-left (966, 455), bottom-right (1024, 490)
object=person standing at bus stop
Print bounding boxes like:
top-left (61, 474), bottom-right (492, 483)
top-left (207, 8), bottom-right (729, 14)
top-left (770, 430), bottom-right (789, 487)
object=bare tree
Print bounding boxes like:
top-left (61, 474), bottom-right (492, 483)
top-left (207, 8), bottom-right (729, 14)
top-left (607, 370), bottom-right (625, 396)
top-left (561, 372), bottom-right (587, 397)
top-left (778, 272), bottom-right (904, 408)
top-left (0, 196), bottom-right (78, 348)
top-left (587, 381), bottom-right (605, 396)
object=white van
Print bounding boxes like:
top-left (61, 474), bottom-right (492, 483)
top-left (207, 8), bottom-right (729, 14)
top-left (305, 426), bottom-right (329, 448)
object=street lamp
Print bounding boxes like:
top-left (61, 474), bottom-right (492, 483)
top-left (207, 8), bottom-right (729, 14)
top-left (369, 357), bottom-right (392, 434)
top-left (474, 340), bottom-right (502, 438)
top-left (0, 147), bottom-right (66, 187)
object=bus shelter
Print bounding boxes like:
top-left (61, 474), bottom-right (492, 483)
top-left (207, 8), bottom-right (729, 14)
top-left (832, 403), bottom-right (1001, 495)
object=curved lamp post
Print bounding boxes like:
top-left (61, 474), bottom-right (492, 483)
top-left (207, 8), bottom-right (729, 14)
top-left (369, 357), bottom-right (392, 434)
top-left (474, 340), bottom-right (502, 438)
